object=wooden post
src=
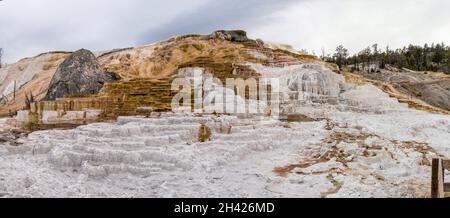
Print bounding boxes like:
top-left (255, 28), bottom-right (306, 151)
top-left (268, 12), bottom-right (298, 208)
top-left (431, 158), bottom-right (444, 198)
top-left (444, 160), bottom-right (450, 193)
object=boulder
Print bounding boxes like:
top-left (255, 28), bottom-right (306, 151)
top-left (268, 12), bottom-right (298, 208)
top-left (45, 49), bottom-right (119, 100)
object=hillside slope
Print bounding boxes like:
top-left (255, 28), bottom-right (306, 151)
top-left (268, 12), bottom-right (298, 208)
top-left (0, 52), bottom-right (70, 115)
top-left (348, 67), bottom-right (450, 113)
top-left (0, 30), bottom-right (322, 117)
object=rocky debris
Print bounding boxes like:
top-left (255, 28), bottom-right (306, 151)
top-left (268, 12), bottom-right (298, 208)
top-left (208, 30), bottom-right (251, 42)
top-left (0, 129), bottom-right (28, 146)
top-left (45, 49), bottom-right (120, 101)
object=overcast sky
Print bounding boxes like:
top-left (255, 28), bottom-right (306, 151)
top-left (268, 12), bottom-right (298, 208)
top-left (1, 0), bottom-right (450, 63)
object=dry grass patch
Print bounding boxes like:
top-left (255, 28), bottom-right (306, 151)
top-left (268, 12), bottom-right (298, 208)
top-left (198, 123), bottom-right (212, 143)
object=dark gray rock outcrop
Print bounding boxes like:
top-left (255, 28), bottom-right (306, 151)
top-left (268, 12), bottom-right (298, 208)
top-left (208, 30), bottom-right (251, 42)
top-left (45, 49), bottom-right (119, 100)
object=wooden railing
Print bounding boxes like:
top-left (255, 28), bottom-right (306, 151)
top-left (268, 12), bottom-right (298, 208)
top-left (431, 158), bottom-right (450, 198)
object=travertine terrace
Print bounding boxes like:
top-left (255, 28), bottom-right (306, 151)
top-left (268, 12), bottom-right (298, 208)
top-left (1, 31), bottom-right (449, 198)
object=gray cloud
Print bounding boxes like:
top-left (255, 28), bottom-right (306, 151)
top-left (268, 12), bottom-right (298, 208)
top-left (137, 0), bottom-right (299, 43)
top-left (0, 0), bottom-right (208, 62)
top-left (0, 0), bottom-right (297, 63)
top-left (252, 0), bottom-right (450, 55)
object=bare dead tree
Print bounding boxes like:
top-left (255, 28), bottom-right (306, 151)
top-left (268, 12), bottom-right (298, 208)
top-left (25, 92), bottom-right (35, 110)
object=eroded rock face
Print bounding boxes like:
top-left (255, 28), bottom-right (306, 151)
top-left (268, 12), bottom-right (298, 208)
top-left (45, 49), bottom-right (119, 100)
top-left (247, 63), bottom-right (345, 105)
top-left (286, 64), bottom-right (344, 102)
top-left (208, 30), bottom-right (251, 42)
